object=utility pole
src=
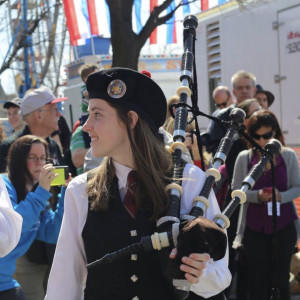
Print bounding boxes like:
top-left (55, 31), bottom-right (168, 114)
top-left (22, 0), bottom-right (31, 91)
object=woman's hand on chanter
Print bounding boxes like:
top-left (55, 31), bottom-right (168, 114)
top-left (39, 164), bottom-right (56, 191)
top-left (169, 248), bottom-right (210, 284)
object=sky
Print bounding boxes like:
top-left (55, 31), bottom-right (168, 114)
top-left (0, 4), bottom-right (16, 95)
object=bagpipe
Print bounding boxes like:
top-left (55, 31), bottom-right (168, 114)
top-left (86, 15), bottom-right (282, 300)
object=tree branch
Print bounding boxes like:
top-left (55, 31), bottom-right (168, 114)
top-left (157, 0), bottom-right (198, 25)
top-left (0, 8), bottom-right (49, 74)
top-left (138, 0), bottom-right (173, 43)
top-left (138, 0), bottom-right (197, 46)
top-left (40, 0), bottom-right (60, 84)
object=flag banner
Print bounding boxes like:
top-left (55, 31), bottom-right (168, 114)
top-left (63, 0), bottom-right (91, 45)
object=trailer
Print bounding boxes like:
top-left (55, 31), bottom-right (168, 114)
top-left (194, 0), bottom-right (300, 146)
top-left (63, 0), bottom-right (300, 146)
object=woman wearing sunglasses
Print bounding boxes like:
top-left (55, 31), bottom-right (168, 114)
top-left (0, 135), bottom-right (70, 300)
top-left (232, 110), bottom-right (300, 300)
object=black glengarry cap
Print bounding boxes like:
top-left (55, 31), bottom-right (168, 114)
top-left (86, 68), bottom-right (167, 132)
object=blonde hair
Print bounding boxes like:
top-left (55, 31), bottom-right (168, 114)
top-left (165, 116), bottom-right (195, 135)
top-left (165, 95), bottom-right (179, 121)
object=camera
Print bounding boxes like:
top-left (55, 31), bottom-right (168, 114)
top-left (50, 166), bottom-right (69, 186)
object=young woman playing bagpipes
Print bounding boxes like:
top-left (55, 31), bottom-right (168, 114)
top-left (45, 68), bottom-right (231, 300)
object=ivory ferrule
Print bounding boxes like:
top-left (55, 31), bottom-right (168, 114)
top-left (206, 168), bottom-right (221, 181)
top-left (231, 190), bottom-right (246, 204)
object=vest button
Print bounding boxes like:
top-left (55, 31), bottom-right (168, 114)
top-left (131, 274), bottom-right (138, 282)
top-left (131, 254), bottom-right (138, 261)
top-left (130, 230), bottom-right (137, 237)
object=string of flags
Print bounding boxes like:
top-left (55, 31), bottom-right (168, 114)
top-left (63, 0), bottom-right (229, 46)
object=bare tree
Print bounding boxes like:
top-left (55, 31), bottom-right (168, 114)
top-left (106, 0), bottom-right (195, 70)
top-left (0, 11), bottom-right (47, 75)
top-left (0, 0), bottom-right (193, 89)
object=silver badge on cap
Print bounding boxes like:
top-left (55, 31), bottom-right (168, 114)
top-left (107, 79), bottom-right (126, 99)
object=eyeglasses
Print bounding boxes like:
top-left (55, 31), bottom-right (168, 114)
top-left (27, 155), bottom-right (47, 163)
top-left (251, 130), bottom-right (274, 140)
top-left (215, 95), bottom-right (230, 108)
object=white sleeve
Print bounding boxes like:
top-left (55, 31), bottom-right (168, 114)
top-left (181, 164), bottom-right (232, 298)
top-left (45, 175), bottom-right (88, 300)
top-left (0, 176), bottom-right (22, 257)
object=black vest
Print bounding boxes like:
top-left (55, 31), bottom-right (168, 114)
top-left (82, 176), bottom-right (174, 300)
top-left (82, 176), bottom-right (226, 300)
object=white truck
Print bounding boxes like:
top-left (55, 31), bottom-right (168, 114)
top-left (194, 0), bottom-right (300, 146)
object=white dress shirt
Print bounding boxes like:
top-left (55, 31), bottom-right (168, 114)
top-left (45, 162), bottom-right (231, 299)
top-left (0, 176), bottom-right (23, 257)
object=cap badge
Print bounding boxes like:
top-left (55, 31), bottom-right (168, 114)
top-left (107, 79), bottom-right (126, 99)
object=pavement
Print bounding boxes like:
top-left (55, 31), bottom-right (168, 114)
top-left (228, 274), bottom-right (300, 299)
top-left (229, 293), bottom-right (300, 299)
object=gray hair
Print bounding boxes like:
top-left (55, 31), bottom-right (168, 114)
top-left (231, 70), bottom-right (256, 88)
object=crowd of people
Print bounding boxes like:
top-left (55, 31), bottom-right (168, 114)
top-left (0, 66), bottom-right (299, 300)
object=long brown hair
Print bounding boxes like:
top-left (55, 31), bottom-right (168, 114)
top-left (86, 102), bottom-right (172, 220)
top-left (7, 135), bottom-right (49, 203)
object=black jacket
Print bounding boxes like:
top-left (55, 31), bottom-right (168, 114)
top-left (202, 105), bottom-right (236, 155)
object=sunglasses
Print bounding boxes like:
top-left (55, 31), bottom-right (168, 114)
top-left (215, 95), bottom-right (230, 108)
top-left (251, 130), bottom-right (274, 140)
